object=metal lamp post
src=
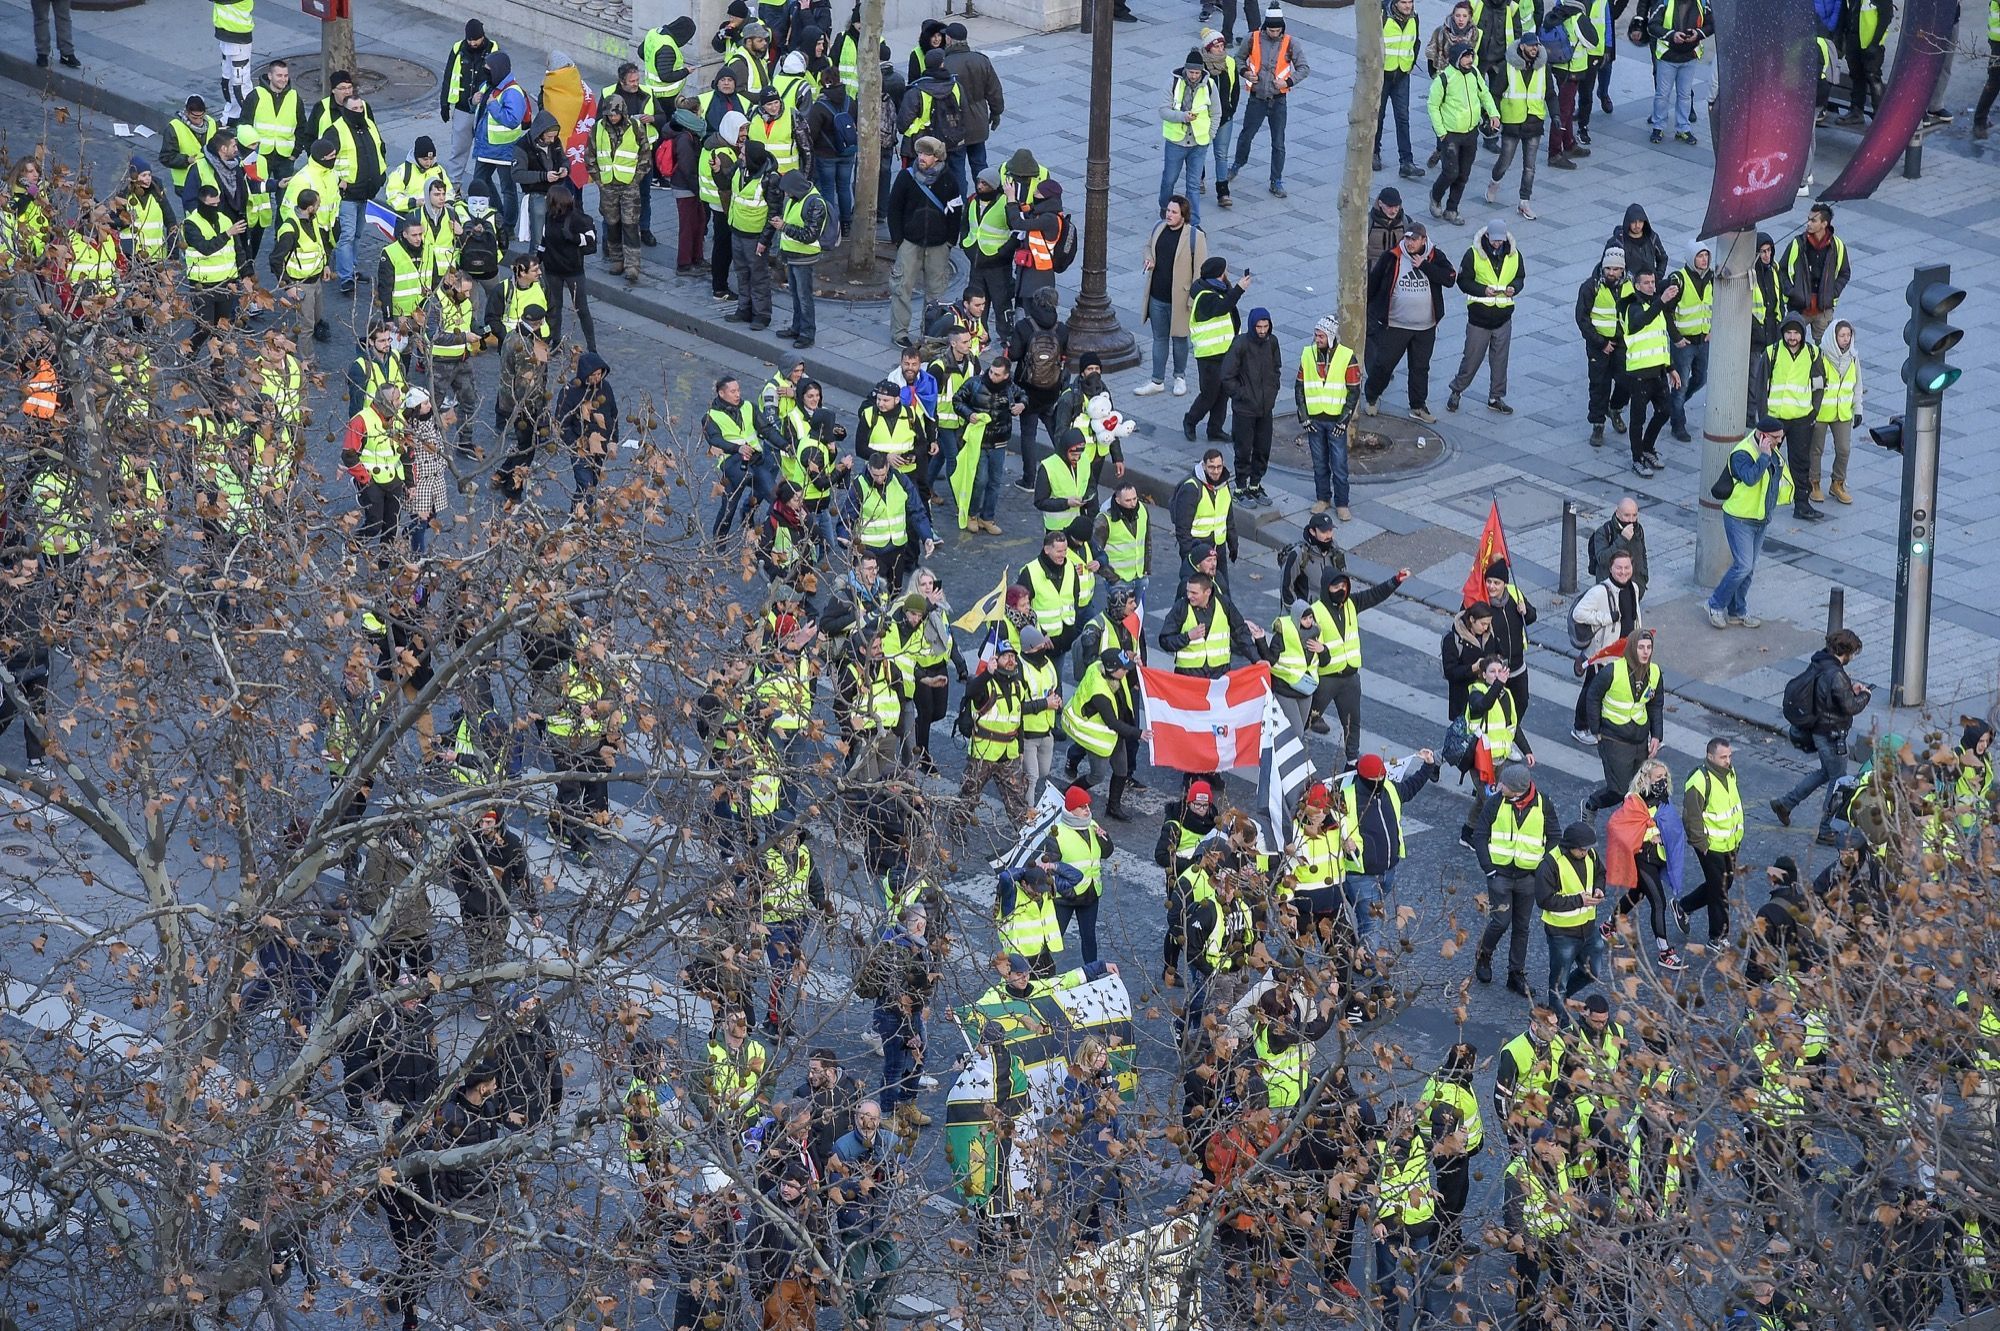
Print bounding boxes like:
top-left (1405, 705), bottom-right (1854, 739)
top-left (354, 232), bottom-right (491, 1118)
top-left (1064, 0), bottom-right (1139, 370)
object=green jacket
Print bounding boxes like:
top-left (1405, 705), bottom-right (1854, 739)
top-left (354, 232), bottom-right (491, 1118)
top-left (1428, 64), bottom-right (1499, 136)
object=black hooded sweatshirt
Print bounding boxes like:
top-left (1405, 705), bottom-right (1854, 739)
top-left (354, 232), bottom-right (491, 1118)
top-left (1605, 203), bottom-right (1669, 280)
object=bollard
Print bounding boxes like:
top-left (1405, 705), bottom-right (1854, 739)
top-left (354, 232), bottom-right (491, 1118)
top-left (1558, 502), bottom-right (1578, 596)
top-left (1827, 587), bottom-right (1844, 636)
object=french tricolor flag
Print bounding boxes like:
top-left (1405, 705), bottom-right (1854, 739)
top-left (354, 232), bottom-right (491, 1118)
top-left (1136, 662), bottom-right (1272, 773)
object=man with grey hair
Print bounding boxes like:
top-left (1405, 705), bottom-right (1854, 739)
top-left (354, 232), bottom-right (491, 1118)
top-left (1470, 760), bottom-right (1559, 998)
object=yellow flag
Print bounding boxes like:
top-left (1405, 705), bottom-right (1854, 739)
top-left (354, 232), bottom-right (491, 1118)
top-left (952, 573), bottom-right (1008, 631)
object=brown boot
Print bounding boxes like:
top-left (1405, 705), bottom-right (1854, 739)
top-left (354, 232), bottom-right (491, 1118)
top-left (1809, 482), bottom-right (1825, 502)
top-left (1831, 480), bottom-right (1853, 504)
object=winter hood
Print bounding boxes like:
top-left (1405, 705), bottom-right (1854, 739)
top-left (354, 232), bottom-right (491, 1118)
top-left (528, 108), bottom-right (561, 139)
top-left (573, 351), bottom-right (610, 382)
top-left (1190, 454), bottom-right (1231, 486)
top-left (1621, 203), bottom-right (1655, 238)
top-left (1684, 237), bottom-right (1712, 269)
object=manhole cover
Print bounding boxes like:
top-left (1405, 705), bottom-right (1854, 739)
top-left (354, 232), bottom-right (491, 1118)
top-left (1269, 412), bottom-right (1453, 483)
top-left (269, 55), bottom-right (437, 113)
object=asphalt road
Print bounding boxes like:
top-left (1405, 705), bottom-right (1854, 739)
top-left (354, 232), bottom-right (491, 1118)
top-left (0, 78), bottom-right (1840, 1331)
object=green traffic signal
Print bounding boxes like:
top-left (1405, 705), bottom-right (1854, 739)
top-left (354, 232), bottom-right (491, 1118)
top-left (1904, 265), bottom-right (1965, 397)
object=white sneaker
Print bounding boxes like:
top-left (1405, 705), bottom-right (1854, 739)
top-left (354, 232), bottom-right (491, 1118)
top-left (1173, 376), bottom-right (1188, 396)
top-left (1570, 727), bottom-right (1598, 747)
top-left (860, 1030), bottom-right (884, 1056)
top-left (1133, 380), bottom-right (1166, 396)
top-left (916, 1074), bottom-right (940, 1090)
top-left (23, 761), bottom-right (53, 784)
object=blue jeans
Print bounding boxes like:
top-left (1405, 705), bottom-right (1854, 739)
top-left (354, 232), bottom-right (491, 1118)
top-left (334, 198), bottom-right (363, 282)
top-left (1209, 118), bottom-right (1235, 188)
top-left (1669, 338), bottom-right (1709, 433)
top-left (1707, 514), bottom-right (1768, 617)
top-left (714, 453), bottom-right (776, 537)
top-left (1373, 1226), bottom-right (1440, 1329)
top-left (1160, 139), bottom-right (1204, 225)
top-left (971, 444), bottom-right (1008, 520)
top-left (1343, 864), bottom-right (1395, 939)
top-left (1055, 896), bottom-right (1100, 964)
top-left (1230, 95), bottom-right (1288, 186)
top-left (1148, 296), bottom-right (1189, 383)
top-left (929, 426), bottom-right (962, 487)
top-left (1781, 731), bottom-right (1848, 833)
top-left (1305, 417), bottom-right (1349, 505)
top-left (1650, 59), bottom-right (1701, 132)
top-left (1375, 68), bottom-right (1413, 165)
top-left (786, 262), bottom-right (816, 340)
top-left (473, 159), bottom-right (520, 239)
top-left (815, 156), bottom-right (857, 231)
top-left (1545, 928), bottom-right (1604, 1009)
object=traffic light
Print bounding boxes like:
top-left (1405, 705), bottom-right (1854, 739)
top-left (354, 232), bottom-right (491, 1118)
top-left (1902, 263), bottom-right (1965, 397)
top-left (1869, 415), bottom-right (1903, 453)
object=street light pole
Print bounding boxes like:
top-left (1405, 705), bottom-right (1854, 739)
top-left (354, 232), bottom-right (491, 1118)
top-left (1064, 0), bottom-right (1138, 371)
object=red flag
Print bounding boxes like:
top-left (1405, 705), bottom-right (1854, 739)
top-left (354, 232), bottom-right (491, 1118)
top-left (1462, 501), bottom-right (1511, 608)
top-left (1135, 663), bottom-right (1272, 772)
top-left (1586, 635), bottom-right (1629, 667)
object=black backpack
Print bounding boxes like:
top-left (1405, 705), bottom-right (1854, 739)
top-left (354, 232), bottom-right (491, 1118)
top-left (930, 88), bottom-right (968, 149)
top-left (1781, 664), bottom-right (1821, 735)
top-left (1051, 212), bottom-right (1079, 273)
top-left (459, 215), bottom-right (500, 281)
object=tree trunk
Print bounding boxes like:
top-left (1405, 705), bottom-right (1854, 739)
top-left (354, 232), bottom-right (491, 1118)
top-left (845, 0), bottom-right (885, 282)
top-left (1339, 1), bottom-right (1384, 371)
top-left (320, 18), bottom-right (356, 96)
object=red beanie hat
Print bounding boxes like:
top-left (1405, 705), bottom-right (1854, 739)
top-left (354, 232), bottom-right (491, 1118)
top-left (1064, 784), bottom-right (1092, 811)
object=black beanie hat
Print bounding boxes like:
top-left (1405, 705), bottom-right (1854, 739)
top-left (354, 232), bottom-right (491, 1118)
top-left (1200, 256), bottom-right (1227, 280)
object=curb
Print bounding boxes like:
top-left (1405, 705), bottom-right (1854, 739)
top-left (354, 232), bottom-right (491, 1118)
top-left (0, 55), bottom-right (157, 135)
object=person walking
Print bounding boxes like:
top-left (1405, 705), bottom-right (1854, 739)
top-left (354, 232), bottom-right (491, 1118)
top-left (327, 88), bottom-right (388, 293)
top-left (1295, 315), bottom-right (1357, 518)
top-left (1377, 0), bottom-right (1423, 179)
top-left (1616, 268), bottom-right (1681, 478)
top-left (1198, 28), bottom-right (1243, 208)
top-left (1577, 245), bottom-right (1631, 448)
top-left (1538, 822), bottom-right (1606, 1010)
top-left (1227, 7), bottom-right (1308, 197)
top-left (211, 0), bottom-right (255, 125)
top-left (828, 1103), bottom-right (908, 1329)
top-left (1181, 258), bottom-right (1250, 441)
top-left (1646, 0), bottom-right (1715, 145)
top-left (1809, 319), bottom-right (1861, 504)
top-left (1219, 307), bottom-right (1281, 506)
top-left (1473, 761), bottom-right (1559, 996)
top-left (1486, 35), bottom-right (1548, 219)
top-left (238, 59), bottom-right (303, 194)
top-left (1427, 42), bottom-right (1498, 226)
top-left (1675, 736), bottom-right (1743, 946)
top-left (1007, 287), bottom-right (1070, 484)
top-left (1665, 238), bottom-right (1713, 443)
top-left (886, 136), bottom-right (961, 348)
top-left (1367, 185), bottom-right (1408, 266)
top-left (1159, 51), bottom-right (1217, 229)
top-left (1569, 549), bottom-right (1641, 743)
top-left (722, 143), bottom-right (776, 330)
top-left (1772, 628), bottom-right (1872, 844)
top-left (1757, 314), bottom-right (1827, 520)
top-left (1447, 218), bottom-right (1523, 414)
top-left (1137, 197), bottom-right (1207, 397)
top-left (1779, 202), bottom-right (1850, 341)
top-left (1546, 0), bottom-right (1603, 164)
top-left (539, 183), bottom-right (599, 352)
top-left (1364, 221), bottom-right (1456, 422)
top-left (1587, 496), bottom-right (1649, 599)
top-left (267, 185), bottom-right (333, 343)
top-left (1580, 630), bottom-right (1663, 817)
top-left (940, 22), bottom-right (1002, 177)
top-left (1705, 419), bottom-right (1793, 628)
top-left (1441, 600), bottom-right (1497, 720)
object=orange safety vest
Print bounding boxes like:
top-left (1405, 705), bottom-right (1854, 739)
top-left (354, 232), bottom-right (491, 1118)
top-left (1024, 215), bottom-right (1064, 272)
top-left (22, 359), bottom-right (58, 419)
top-left (1246, 31), bottom-right (1296, 91)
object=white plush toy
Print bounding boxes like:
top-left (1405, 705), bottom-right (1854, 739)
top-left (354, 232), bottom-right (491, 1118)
top-left (1085, 392), bottom-right (1137, 450)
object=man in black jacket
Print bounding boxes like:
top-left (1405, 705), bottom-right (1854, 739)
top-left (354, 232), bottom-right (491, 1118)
top-left (886, 135), bottom-right (962, 348)
top-left (450, 810), bottom-right (532, 1015)
top-left (1219, 307), bottom-right (1281, 506)
top-left (1364, 222), bottom-right (1456, 422)
top-left (1447, 219), bottom-right (1524, 414)
top-left (1006, 287), bottom-right (1070, 484)
top-left (1181, 258), bottom-right (1251, 442)
top-left (512, 110), bottom-right (568, 255)
top-left (1615, 267), bottom-right (1682, 477)
top-left (940, 23), bottom-right (1004, 178)
top-left (1773, 628), bottom-right (1872, 843)
top-left (1473, 761), bottom-right (1560, 995)
top-left (1481, 559), bottom-right (1537, 717)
